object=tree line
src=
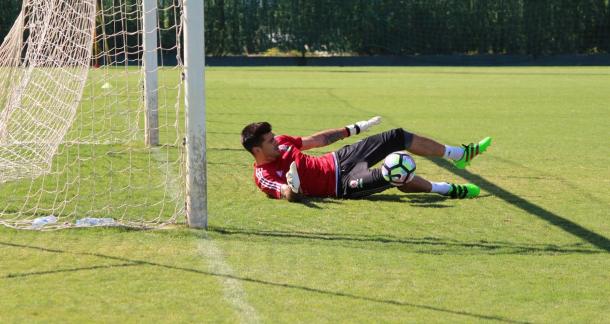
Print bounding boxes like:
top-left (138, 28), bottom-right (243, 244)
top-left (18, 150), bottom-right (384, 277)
top-left (205, 0), bottom-right (609, 56)
top-left (1, 0), bottom-right (609, 57)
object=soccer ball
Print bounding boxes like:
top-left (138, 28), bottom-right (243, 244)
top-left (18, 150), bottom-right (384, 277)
top-left (381, 151), bottom-right (416, 186)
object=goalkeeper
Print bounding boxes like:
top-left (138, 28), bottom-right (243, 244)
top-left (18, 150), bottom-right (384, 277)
top-left (241, 117), bottom-right (491, 201)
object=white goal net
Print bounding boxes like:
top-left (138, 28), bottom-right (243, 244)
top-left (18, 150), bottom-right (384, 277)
top-left (0, 0), bottom-right (188, 229)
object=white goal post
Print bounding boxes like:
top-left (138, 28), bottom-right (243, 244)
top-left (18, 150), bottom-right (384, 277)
top-left (143, 0), bottom-right (160, 147)
top-left (183, 0), bottom-right (207, 229)
top-left (0, 0), bottom-right (207, 229)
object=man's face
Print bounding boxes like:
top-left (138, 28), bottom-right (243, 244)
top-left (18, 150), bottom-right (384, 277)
top-left (256, 132), bottom-right (280, 159)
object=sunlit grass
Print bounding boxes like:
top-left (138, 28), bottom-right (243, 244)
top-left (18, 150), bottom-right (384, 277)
top-left (1, 67), bottom-right (609, 322)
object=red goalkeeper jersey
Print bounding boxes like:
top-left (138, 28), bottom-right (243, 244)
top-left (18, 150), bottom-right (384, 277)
top-left (253, 135), bottom-right (337, 199)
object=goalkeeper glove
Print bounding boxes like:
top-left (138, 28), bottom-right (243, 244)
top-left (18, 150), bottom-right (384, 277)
top-left (286, 161), bottom-right (301, 194)
top-left (346, 116), bottom-right (382, 136)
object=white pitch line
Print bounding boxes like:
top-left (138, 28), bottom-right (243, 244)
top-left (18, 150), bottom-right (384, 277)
top-left (198, 239), bottom-right (260, 324)
top-left (151, 147), bottom-right (259, 323)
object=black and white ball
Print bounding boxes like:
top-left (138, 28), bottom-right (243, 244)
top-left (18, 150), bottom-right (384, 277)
top-left (381, 151), bottom-right (416, 186)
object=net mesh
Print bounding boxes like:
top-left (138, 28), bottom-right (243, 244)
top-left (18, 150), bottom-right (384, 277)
top-left (0, 0), bottom-right (186, 230)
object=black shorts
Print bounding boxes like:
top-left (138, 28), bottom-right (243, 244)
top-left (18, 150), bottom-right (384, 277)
top-left (334, 128), bottom-right (412, 199)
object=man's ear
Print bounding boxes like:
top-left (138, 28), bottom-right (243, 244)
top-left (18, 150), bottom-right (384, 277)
top-left (251, 146), bottom-right (262, 155)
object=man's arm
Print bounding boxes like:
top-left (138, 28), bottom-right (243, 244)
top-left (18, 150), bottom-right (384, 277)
top-left (301, 128), bottom-right (348, 150)
top-left (301, 116), bottom-right (382, 150)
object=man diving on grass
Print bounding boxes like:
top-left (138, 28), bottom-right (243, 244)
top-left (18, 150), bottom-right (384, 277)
top-left (241, 117), bottom-right (491, 202)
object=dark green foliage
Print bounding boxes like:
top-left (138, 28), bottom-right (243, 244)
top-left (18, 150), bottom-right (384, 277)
top-left (203, 0), bottom-right (610, 55)
top-left (1, 0), bottom-right (609, 56)
top-left (0, 0), bottom-right (22, 40)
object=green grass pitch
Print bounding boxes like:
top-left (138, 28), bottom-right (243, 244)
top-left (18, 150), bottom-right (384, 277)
top-left (1, 67), bottom-right (609, 322)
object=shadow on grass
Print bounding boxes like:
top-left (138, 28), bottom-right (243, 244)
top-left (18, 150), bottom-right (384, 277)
top-left (299, 197), bottom-right (344, 209)
top-left (294, 193), bottom-right (464, 209)
top-left (5, 263), bottom-right (141, 278)
top-left (428, 157), bottom-right (610, 252)
top-left (208, 226), bottom-right (605, 255)
top-left (0, 241), bottom-right (530, 324)
top-left (363, 193), bottom-right (454, 208)
top-left (300, 193), bottom-right (468, 209)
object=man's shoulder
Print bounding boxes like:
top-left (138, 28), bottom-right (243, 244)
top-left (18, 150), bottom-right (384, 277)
top-left (255, 162), bottom-right (280, 174)
top-left (275, 134), bottom-right (302, 148)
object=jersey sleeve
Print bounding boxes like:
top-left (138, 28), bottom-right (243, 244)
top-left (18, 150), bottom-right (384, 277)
top-left (255, 168), bottom-right (285, 199)
top-left (275, 135), bottom-right (303, 149)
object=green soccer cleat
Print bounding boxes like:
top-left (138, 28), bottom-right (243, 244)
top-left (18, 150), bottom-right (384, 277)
top-left (447, 183), bottom-right (480, 199)
top-left (454, 136), bottom-right (492, 169)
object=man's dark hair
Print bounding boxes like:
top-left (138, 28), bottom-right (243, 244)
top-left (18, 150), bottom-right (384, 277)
top-left (241, 122), bottom-right (272, 154)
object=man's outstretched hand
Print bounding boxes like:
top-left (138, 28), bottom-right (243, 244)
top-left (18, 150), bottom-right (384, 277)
top-left (346, 116), bottom-right (382, 136)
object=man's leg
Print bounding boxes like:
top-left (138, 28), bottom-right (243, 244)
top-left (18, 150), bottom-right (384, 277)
top-left (342, 165), bottom-right (480, 199)
top-left (335, 128), bottom-right (491, 186)
top-left (407, 134), bottom-right (445, 156)
top-left (397, 175), bottom-right (481, 199)
top-left (335, 128), bottom-right (409, 172)
top-left (407, 134), bottom-right (492, 170)
top-left (341, 165), bottom-right (393, 199)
